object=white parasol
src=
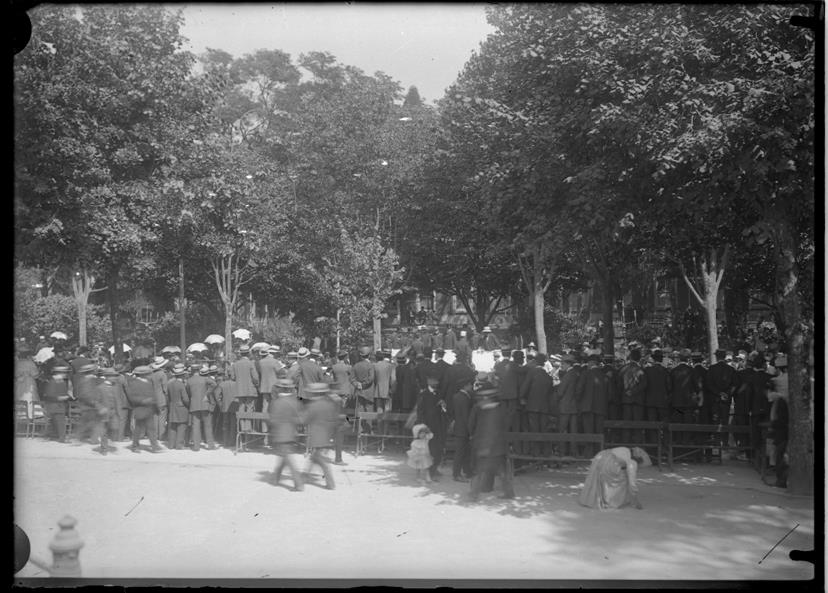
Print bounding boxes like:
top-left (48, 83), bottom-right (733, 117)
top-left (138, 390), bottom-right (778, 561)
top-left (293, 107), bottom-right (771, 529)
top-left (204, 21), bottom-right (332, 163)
top-left (50, 331), bottom-right (68, 340)
top-left (187, 342), bottom-right (208, 353)
top-left (108, 343), bottom-right (133, 355)
top-left (34, 347), bottom-right (54, 364)
top-left (232, 328), bottom-right (251, 340)
top-left (161, 345), bottom-right (182, 354)
top-left (204, 334), bottom-right (225, 345)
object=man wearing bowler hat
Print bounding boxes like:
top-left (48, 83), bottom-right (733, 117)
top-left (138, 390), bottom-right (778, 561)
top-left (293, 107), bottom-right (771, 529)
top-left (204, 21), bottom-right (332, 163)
top-left (416, 373), bottom-right (448, 481)
top-left (450, 366), bottom-right (477, 481)
top-left (467, 381), bottom-right (515, 501)
top-left (166, 364), bottom-right (190, 449)
top-left (293, 347), bottom-right (325, 402)
top-left (705, 348), bottom-right (736, 426)
top-left (149, 356), bottom-right (170, 444)
top-left (257, 345), bottom-right (284, 445)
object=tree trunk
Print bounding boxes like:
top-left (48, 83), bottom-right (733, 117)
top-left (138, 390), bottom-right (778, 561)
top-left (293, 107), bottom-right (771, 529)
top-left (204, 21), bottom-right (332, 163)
top-left (601, 279), bottom-right (615, 356)
top-left (336, 307), bottom-right (341, 352)
top-left (373, 309), bottom-right (382, 353)
top-left (775, 224), bottom-right (812, 495)
top-left (224, 300), bottom-right (233, 361)
top-left (532, 254), bottom-right (548, 354)
top-left (71, 270), bottom-right (95, 347)
top-left (680, 246), bottom-right (729, 364)
top-left (107, 267), bottom-right (122, 365)
top-left (179, 257), bottom-right (186, 355)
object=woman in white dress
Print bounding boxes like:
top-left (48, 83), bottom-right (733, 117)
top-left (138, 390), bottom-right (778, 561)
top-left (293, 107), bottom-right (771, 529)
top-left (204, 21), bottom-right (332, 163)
top-left (578, 446), bottom-right (652, 510)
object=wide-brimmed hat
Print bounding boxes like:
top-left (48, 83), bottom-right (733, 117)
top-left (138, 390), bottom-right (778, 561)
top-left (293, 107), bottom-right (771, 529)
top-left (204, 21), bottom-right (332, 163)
top-left (78, 362), bottom-right (98, 373)
top-left (561, 354), bottom-right (576, 364)
top-left (454, 367), bottom-right (477, 388)
top-left (310, 348), bottom-right (322, 357)
top-left (548, 353), bottom-right (563, 362)
top-left (151, 357), bottom-right (169, 370)
top-left (690, 351), bottom-right (703, 361)
top-left (268, 345), bottom-right (281, 354)
top-left (133, 365), bottom-right (153, 375)
top-left (52, 365), bottom-right (70, 374)
top-left (411, 423), bottom-right (429, 438)
top-left (99, 367), bottom-right (119, 377)
top-left (297, 347), bottom-right (310, 358)
top-left (482, 326), bottom-right (492, 333)
top-left (395, 352), bottom-right (407, 361)
top-left (274, 378), bottom-right (295, 393)
top-left (199, 366), bottom-right (212, 376)
top-left (189, 364), bottom-right (202, 373)
top-left (774, 354), bottom-right (788, 368)
top-left (286, 351), bottom-right (298, 359)
top-left (305, 382), bottom-right (329, 395)
top-left (460, 331), bottom-right (467, 337)
top-left (474, 381), bottom-right (498, 398)
top-left (338, 350), bottom-right (349, 358)
top-left (358, 345), bottom-right (371, 356)
top-left (171, 364), bottom-right (188, 376)
top-left (239, 345), bottom-right (250, 354)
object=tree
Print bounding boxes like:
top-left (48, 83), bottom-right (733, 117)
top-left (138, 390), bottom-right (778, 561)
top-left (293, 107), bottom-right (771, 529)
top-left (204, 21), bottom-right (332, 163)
top-left (15, 5), bottom-right (217, 361)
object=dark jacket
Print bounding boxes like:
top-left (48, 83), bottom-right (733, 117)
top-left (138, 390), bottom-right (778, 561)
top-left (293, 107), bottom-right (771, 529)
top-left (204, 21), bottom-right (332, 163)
top-left (499, 361), bottom-right (526, 401)
top-left (739, 369), bottom-right (771, 416)
top-left (581, 365), bottom-right (608, 415)
top-left (304, 395), bottom-right (339, 448)
top-left (619, 361), bottom-right (647, 405)
top-left (705, 361), bottom-right (736, 403)
top-left (520, 365), bottom-right (554, 413)
top-left (229, 357), bottom-right (259, 397)
top-left (468, 400), bottom-right (509, 457)
top-left (268, 394), bottom-right (302, 443)
top-left (416, 386), bottom-right (447, 438)
top-left (557, 367), bottom-right (583, 415)
top-left (216, 379), bottom-right (238, 414)
top-left (450, 388), bottom-right (473, 437)
top-left (670, 363), bottom-right (701, 408)
top-left (125, 377), bottom-right (157, 420)
top-left (351, 358), bottom-right (376, 400)
top-left (166, 377), bottom-right (190, 423)
top-left (644, 364), bottom-right (671, 409)
top-left (186, 374), bottom-right (216, 413)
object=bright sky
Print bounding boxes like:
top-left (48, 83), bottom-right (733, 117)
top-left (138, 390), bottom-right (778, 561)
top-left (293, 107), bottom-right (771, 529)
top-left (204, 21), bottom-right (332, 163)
top-left (178, 3), bottom-right (495, 104)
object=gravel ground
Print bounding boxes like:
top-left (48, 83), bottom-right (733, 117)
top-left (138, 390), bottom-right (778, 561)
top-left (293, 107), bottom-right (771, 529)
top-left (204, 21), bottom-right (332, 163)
top-left (14, 436), bottom-right (814, 584)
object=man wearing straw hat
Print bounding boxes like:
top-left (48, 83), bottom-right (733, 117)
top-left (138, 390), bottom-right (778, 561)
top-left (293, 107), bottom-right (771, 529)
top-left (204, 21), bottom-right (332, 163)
top-left (294, 347), bottom-right (325, 402)
top-left (257, 345), bottom-right (283, 446)
top-left (186, 366), bottom-right (218, 451)
top-left (150, 356), bottom-right (170, 445)
top-left (165, 364), bottom-right (190, 449)
top-left (230, 345), bottom-right (259, 441)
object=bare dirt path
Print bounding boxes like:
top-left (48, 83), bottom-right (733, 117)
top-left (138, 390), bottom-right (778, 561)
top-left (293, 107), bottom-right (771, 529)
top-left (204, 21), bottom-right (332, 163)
top-left (14, 437), bottom-right (814, 582)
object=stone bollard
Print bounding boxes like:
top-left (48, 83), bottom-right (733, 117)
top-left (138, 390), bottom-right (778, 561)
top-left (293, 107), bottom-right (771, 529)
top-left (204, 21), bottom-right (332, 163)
top-left (48, 515), bottom-right (84, 577)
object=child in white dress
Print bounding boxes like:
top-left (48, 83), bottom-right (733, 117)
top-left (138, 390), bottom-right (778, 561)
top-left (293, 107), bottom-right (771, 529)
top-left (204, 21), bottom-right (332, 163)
top-left (407, 423), bottom-right (434, 482)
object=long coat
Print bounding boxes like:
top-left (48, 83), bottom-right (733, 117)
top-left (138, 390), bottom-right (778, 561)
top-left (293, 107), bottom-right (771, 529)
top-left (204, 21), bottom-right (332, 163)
top-left (296, 359), bottom-right (326, 399)
top-left (670, 363), bottom-right (701, 408)
top-left (229, 357), bottom-right (259, 398)
top-left (304, 395), bottom-right (339, 448)
top-left (15, 358), bottom-right (39, 403)
top-left (351, 359), bottom-right (376, 401)
top-left (443, 329), bottom-right (457, 350)
top-left (394, 362), bottom-right (419, 410)
top-left (580, 365), bottom-right (608, 415)
top-left (705, 361), bottom-right (736, 405)
top-left (331, 362), bottom-right (353, 396)
top-left (373, 359), bottom-right (395, 399)
top-left (557, 368), bottom-right (583, 415)
top-left (451, 388), bottom-right (473, 437)
top-left (149, 369), bottom-right (169, 408)
top-left (268, 394), bottom-right (302, 443)
top-left (125, 377), bottom-right (157, 420)
top-left (468, 400), bottom-right (509, 457)
top-left (416, 387), bottom-right (447, 439)
top-left (166, 377), bottom-right (190, 423)
top-left (644, 364), bottom-right (671, 410)
top-left (520, 365), bottom-right (554, 413)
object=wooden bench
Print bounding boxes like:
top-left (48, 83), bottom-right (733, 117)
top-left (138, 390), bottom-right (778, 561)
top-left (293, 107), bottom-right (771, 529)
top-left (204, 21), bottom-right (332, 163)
top-left (506, 432), bottom-right (604, 475)
top-left (666, 423), bottom-right (753, 469)
top-left (355, 411), bottom-right (415, 456)
top-left (603, 420), bottom-right (666, 468)
top-left (234, 411), bottom-right (310, 455)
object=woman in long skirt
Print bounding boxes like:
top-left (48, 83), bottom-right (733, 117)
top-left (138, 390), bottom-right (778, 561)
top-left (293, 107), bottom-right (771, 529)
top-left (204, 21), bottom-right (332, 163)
top-left (578, 446), bottom-right (651, 510)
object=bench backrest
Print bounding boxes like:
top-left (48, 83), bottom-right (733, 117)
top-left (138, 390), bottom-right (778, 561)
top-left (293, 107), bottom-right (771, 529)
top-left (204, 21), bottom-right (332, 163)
top-left (506, 431), bottom-right (604, 444)
top-left (667, 423), bottom-right (751, 433)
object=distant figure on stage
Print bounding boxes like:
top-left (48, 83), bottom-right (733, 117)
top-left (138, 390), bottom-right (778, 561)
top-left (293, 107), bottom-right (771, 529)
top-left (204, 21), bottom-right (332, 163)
top-left (578, 446), bottom-right (652, 510)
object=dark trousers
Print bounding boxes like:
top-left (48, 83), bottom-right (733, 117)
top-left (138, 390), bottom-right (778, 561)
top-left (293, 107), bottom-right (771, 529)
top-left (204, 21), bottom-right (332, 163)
top-left (155, 407), bottom-right (168, 442)
top-left (715, 398), bottom-right (731, 425)
top-left (579, 411), bottom-right (595, 457)
top-left (607, 403), bottom-right (622, 441)
top-left (273, 443), bottom-right (305, 490)
top-left (469, 454), bottom-right (514, 500)
top-left (774, 439), bottom-right (788, 486)
top-left (452, 435), bottom-right (472, 478)
top-left (132, 415), bottom-right (159, 448)
top-left (558, 413), bottom-right (578, 456)
top-left (428, 432), bottom-right (446, 477)
top-left (168, 422), bottom-right (187, 449)
top-left (308, 448), bottom-right (335, 489)
top-left (117, 408), bottom-right (131, 440)
top-left (671, 407), bottom-right (697, 444)
top-left (749, 413), bottom-right (766, 460)
top-left (621, 403), bottom-right (645, 443)
top-left (524, 411), bottom-right (547, 457)
top-left (334, 420), bottom-right (347, 462)
top-left (44, 403), bottom-right (67, 441)
top-left (190, 410), bottom-right (215, 450)
top-left (259, 393), bottom-right (271, 443)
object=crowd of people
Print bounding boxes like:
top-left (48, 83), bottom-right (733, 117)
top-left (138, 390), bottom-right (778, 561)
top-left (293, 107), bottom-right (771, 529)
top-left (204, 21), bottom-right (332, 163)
top-left (15, 324), bottom-right (793, 502)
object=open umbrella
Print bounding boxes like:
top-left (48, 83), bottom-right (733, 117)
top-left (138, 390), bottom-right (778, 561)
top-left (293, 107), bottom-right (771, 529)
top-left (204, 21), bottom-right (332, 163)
top-left (232, 328), bottom-right (251, 340)
top-left (187, 342), bottom-right (208, 353)
top-left (108, 343), bottom-right (133, 355)
top-left (250, 342), bottom-right (271, 352)
top-left (161, 345), bottom-right (182, 354)
top-left (204, 334), bottom-right (225, 345)
top-left (50, 331), bottom-right (68, 340)
top-left (34, 347), bottom-right (54, 364)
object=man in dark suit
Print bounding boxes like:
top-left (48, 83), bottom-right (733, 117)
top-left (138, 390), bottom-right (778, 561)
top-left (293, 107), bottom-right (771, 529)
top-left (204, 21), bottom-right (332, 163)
top-left (706, 349), bottom-right (736, 425)
top-left (373, 351), bottom-right (394, 412)
top-left (579, 353), bottom-right (607, 456)
top-left (499, 350), bottom-right (527, 432)
top-left (303, 382), bottom-right (339, 490)
top-left (416, 374), bottom-right (448, 481)
top-left (414, 347), bottom-right (438, 391)
top-left (450, 366), bottom-right (477, 482)
top-left (519, 352), bottom-right (554, 457)
top-left (351, 346), bottom-right (376, 413)
top-left (670, 349), bottom-right (702, 444)
top-left (467, 382), bottom-right (515, 501)
top-left (644, 349), bottom-right (671, 445)
top-left (433, 348), bottom-right (451, 398)
top-left (443, 326), bottom-right (456, 351)
top-left (126, 366), bottom-right (163, 453)
top-left (186, 366), bottom-right (218, 451)
top-left (166, 364), bottom-right (190, 449)
top-left (556, 355), bottom-right (582, 456)
top-left (269, 378), bottom-right (304, 491)
top-left (454, 331), bottom-right (472, 365)
top-left (739, 355), bottom-right (771, 461)
top-left (618, 347), bottom-right (648, 443)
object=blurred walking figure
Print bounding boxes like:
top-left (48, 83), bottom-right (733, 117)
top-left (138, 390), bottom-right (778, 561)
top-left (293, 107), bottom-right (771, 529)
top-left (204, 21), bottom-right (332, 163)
top-left (126, 366), bottom-right (163, 453)
top-left (303, 383), bottom-right (339, 490)
top-left (42, 365), bottom-right (71, 442)
top-left (407, 423), bottom-right (434, 483)
top-left (15, 343), bottom-right (39, 418)
top-left (467, 382), bottom-right (515, 502)
top-left (94, 367), bottom-right (123, 455)
top-left (269, 378), bottom-right (305, 491)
